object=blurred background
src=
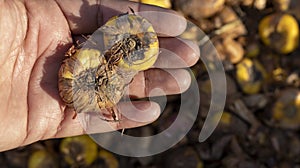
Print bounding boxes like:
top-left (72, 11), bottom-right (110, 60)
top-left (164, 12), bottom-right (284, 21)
top-left (2, 0), bottom-right (300, 167)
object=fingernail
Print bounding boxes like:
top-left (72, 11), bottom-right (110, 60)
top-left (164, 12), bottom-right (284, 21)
top-left (119, 101), bottom-right (160, 122)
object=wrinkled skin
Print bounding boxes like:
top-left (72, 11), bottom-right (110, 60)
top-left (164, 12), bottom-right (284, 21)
top-left (0, 0), bottom-right (199, 152)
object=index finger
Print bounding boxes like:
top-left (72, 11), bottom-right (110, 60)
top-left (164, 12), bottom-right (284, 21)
top-left (57, 0), bottom-right (186, 36)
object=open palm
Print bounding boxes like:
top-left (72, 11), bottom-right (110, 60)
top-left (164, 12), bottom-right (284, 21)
top-left (0, 0), bottom-right (199, 152)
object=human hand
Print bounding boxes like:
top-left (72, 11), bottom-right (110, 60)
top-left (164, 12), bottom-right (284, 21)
top-left (0, 0), bottom-right (199, 152)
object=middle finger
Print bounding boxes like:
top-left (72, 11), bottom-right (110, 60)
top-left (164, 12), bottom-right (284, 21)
top-left (72, 36), bottom-right (200, 69)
